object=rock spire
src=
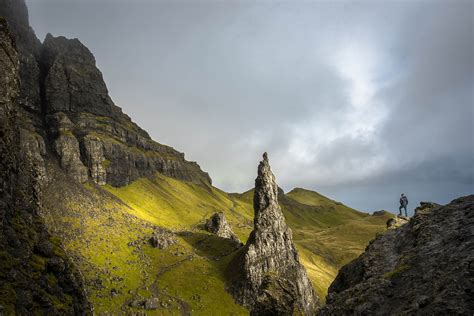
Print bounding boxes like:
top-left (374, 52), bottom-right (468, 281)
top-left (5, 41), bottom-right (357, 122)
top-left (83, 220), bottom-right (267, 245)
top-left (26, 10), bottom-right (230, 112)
top-left (229, 153), bottom-right (318, 315)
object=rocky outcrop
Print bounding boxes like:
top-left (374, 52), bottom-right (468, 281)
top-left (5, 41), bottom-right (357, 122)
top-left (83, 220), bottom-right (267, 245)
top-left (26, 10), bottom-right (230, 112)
top-left (229, 153), bottom-right (318, 315)
top-left (81, 134), bottom-right (107, 185)
top-left (53, 133), bottom-right (89, 183)
top-left (386, 215), bottom-right (409, 229)
top-left (0, 19), bottom-right (90, 315)
top-left (205, 212), bottom-right (242, 245)
top-left (0, 0), bottom-right (47, 186)
top-left (41, 33), bottom-right (121, 117)
top-left (415, 201), bottom-right (441, 214)
top-left (320, 196), bottom-right (474, 315)
top-left (149, 227), bottom-right (177, 249)
top-left (0, 0), bottom-right (42, 114)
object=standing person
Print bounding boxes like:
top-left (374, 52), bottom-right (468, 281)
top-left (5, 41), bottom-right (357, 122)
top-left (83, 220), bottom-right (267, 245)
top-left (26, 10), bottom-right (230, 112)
top-left (399, 194), bottom-right (408, 217)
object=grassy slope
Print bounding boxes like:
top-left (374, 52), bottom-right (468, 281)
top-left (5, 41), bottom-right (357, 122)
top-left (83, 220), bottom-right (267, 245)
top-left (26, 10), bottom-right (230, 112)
top-left (231, 188), bottom-right (391, 299)
top-left (41, 168), bottom-right (391, 314)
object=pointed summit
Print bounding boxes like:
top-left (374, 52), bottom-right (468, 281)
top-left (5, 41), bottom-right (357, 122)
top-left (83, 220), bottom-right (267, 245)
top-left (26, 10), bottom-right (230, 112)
top-left (229, 153), bottom-right (319, 315)
top-left (253, 152), bottom-right (280, 223)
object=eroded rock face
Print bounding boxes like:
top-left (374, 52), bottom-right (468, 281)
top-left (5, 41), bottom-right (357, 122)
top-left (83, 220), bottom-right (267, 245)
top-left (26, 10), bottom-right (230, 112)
top-left (229, 153), bottom-right (318, 315)
top-left (205, 212), bottom-right (242, 245)
top-left (53, 133), bottom-right (88, 183)
top-left (81, 134), bottom-right (106, 185)
top-left (39, 33), bottom-right (211, 186)
top-left (0, 19), bottom-right (90, 315)
top-left (46, 112), bottom-right (87, 183)
top-left (41, 33), bottom-right (121, 117)
top-left (0, 0), bottom-right (42, 113)
top-left (1, 0), bottom-right (212, 188)
top-left (320, 196), bottom-right (474, 315)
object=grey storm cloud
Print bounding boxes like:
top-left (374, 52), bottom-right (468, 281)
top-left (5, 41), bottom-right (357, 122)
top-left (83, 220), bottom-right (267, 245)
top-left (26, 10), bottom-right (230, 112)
top-left (26, 0), bottom-right (473, 213)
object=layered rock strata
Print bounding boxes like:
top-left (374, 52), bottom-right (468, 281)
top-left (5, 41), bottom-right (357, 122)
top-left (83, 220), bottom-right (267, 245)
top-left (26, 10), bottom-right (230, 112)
top-left (0, 0), bottom-right (211, 187)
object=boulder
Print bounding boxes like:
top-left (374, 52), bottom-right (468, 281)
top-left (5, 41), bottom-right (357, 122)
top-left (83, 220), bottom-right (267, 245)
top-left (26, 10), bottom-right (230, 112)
top-left (149, 227), bottom-right (177, 249)
top-left (204, 212), bottom-right (242, 245)
top-left (144, 297), bottom-right (159, 310)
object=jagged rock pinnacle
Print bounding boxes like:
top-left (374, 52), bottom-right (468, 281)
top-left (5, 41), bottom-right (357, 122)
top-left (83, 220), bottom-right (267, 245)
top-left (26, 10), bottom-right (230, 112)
top-left (229, 153), bottom-right (318, 315)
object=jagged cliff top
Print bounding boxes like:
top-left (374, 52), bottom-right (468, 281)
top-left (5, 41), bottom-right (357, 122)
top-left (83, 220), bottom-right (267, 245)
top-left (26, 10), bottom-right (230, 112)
top-left (320, 195), bottom-right (474, 315)
top-left (0, 0), bottom-right (211, 187)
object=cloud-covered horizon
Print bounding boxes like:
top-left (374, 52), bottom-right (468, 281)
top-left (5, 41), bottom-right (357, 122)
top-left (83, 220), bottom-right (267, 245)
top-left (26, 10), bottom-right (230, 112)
top-left (27, 0), bottom-right (473, 213)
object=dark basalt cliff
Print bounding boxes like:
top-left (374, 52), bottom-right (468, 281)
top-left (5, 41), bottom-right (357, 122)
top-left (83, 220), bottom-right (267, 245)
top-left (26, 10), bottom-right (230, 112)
top-left (320, 196), bottom-right (474, 315)
top-left (229, 153), bottom-right (318, 315)
top-left (0, 0), bottom-right (211, 188)
top-left (0, 18), bottom-right (90, 315)
top-left (0, 0), bottom-right (210, 313)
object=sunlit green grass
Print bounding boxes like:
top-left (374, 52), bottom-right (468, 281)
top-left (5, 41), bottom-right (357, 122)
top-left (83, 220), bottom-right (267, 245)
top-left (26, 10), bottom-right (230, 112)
top-left (41, 169), bottom-right (391, 313)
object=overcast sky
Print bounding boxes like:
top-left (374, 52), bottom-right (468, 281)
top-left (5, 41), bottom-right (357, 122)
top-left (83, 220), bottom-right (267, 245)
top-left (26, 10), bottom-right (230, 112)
top-left (27, 0), bottom-right (473, 213)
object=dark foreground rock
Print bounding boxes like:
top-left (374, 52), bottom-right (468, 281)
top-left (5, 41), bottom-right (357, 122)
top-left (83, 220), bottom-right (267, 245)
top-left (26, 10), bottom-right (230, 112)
top-left (0, 18), bottom-right (90, 315)
top-left (320, 196), bottom-right (474, 315)
top-left (228, 153), bottom-right (318, 315)
top-left (205, 212), bottom-right (242, 245)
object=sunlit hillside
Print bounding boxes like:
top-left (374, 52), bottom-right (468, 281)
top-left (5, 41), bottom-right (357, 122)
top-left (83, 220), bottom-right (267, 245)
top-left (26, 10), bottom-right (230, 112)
top-left (41, 164), bottom-right (391, 314)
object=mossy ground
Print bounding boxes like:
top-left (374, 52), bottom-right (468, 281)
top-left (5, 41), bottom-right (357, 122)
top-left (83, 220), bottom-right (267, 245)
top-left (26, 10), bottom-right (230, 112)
top-left (41, 167), bottom-right (391, 314)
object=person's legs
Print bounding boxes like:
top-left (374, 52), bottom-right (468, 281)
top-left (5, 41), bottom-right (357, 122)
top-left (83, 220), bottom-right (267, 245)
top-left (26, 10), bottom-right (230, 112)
top-left (403, 206), bottom-right (408, 217)
top-left (399, 205), bottom-right (403, 216)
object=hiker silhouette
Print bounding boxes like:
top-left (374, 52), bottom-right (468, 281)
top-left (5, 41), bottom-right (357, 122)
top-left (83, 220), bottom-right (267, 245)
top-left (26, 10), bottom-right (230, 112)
top-left (399, 194), bottom-right (408, 217)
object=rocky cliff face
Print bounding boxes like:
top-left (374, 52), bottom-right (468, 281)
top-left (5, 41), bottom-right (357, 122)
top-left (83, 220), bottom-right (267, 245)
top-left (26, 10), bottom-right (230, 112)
top-left (229, 153), bottom-right (318, 315)
top-left (320, 196), bottom-right (474, 315)
top-left (39, 32), bottom-right (211, 186)
top-left (0, 0), bottom-right (42, 114)
top-left (0, 0), bottom-right (211, 312)
top-left (0, 18), bottom-right (90, 315)
top-left (0, 0), bottom-right (211, 188)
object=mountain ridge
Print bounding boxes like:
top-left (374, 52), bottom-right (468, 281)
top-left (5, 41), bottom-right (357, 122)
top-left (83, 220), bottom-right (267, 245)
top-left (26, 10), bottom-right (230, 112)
top-left (0, 0), bottom-right (212, 189)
